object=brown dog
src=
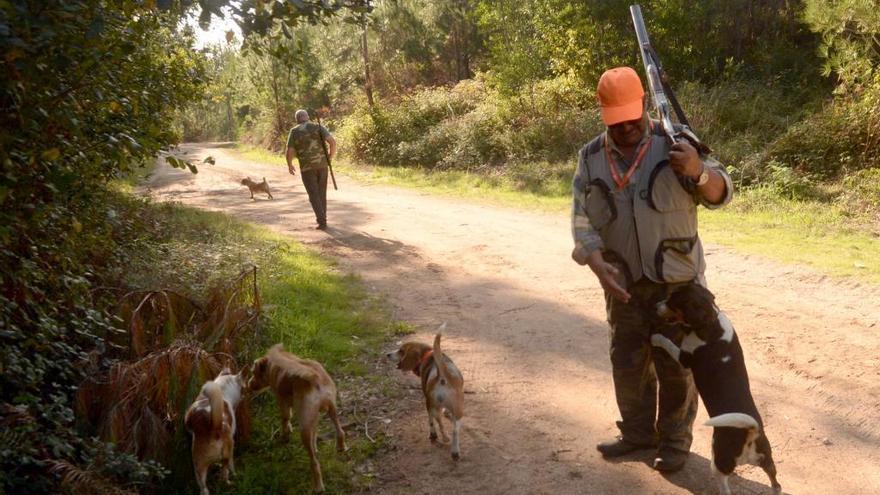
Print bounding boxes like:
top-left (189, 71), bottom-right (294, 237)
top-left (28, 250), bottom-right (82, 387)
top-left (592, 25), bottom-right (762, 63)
top-left (248, 344), bottom-right (346, 493)
top-left (240, 176), bottom-right (273, 200)
top-left (387, 330), bottom-right (464, 460)
top-left (184, 368), bottom-right (245, 495)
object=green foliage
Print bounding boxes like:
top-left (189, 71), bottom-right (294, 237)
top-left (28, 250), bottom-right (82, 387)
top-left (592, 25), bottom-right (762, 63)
top-left (839, 167), bottom-right (880, 217)
top-left (0, 1), bottom-right (212, 490)
top-left (477, 0), bottom-right (817, 92)
top-left (341, 75), bottom-right (599, 170)
top-left (803, 0), bottom-right (880, 91)
top-left (124, 203), bottom-right (394, 494)
top-left (768, 79), bottom-right (880, 179)
top-left (756, 161), bottom-right (823, 201)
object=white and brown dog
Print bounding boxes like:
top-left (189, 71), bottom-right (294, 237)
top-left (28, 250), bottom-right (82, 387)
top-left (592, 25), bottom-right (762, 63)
top-left (387, 329), bottom-right (464, 460)
top-left (240, 176), bottom-right (273, 200)
top-left (184, 368), bottom-right (245, 495)
top-left (248, 344), bottom-right (346, 493)
top-left (653, 284), bottom-right (781, 495)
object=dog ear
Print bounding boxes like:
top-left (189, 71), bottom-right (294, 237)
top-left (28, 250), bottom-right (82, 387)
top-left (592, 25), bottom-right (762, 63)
top-left (396, 344), bottom-right (420, 371)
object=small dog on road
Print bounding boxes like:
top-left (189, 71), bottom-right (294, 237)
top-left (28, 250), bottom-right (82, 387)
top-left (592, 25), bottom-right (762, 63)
top-left (387, 326), bottom-right (465, 460)
top-left (184, 368), bottom-right (246, 495)
top-left (247, 344), bottom-right (346, 493)
top-left (240, 176), bottom-right (273, 200)
top-left (653, 284), bottom-right (781, 495)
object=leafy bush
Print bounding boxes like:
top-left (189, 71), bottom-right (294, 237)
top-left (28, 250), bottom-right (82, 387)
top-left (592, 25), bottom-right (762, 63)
top-left (341, 74), bottom-right (599, 170)
top-left (768, 78), bottom-right (880, 180)
top-left (0, 3), bottom-right (206, 492)
top-left (676, 78), bottom-right (821, 184)
top-left (838, 168), bottom-right (880, 219)
top-left (757, 161), bottom-right (824, 201)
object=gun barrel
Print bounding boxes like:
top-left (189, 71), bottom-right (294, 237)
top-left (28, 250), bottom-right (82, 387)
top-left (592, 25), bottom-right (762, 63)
top-left (630, 5), bottom-right (650, 55)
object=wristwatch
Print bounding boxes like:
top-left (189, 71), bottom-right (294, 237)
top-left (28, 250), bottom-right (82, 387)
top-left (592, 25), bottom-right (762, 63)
top-left (693, 163), bottom-right (709, 186)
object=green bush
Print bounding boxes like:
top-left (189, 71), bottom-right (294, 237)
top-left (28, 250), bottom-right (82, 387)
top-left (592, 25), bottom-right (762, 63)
top-left (341, 74), bottom-right (599, 170)
top-left (768, 79), bottom-right (880, 180)
top-left (676, 79), bottom-right (820, 184)
top-left (1, 3), bottom-right (205, 492)
top-left (839, 167), bottom-right (880, 218)
top-left (757, 161), bottom-right (824, 201)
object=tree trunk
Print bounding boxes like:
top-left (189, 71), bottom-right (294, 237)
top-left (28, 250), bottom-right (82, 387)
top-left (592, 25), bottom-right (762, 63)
top-left (361, 24), bottom-right (374, 108)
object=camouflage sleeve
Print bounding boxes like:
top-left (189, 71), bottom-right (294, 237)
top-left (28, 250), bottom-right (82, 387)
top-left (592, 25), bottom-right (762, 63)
top-left (286, 128), bottom-right (295, 150)
top-left (571, 146), bottom-right (604, 254)
top-left (319, 125), bottom-right (331, 141)
top-left (698, 155), bottom-right (734, 209)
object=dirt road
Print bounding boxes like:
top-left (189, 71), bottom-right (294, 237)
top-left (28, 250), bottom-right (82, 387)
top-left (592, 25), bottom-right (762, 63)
top-left (146, 143), bottom-right (880, 495)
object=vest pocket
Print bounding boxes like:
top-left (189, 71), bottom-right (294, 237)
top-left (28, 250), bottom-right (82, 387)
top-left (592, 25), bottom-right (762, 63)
top-left (647, 160), bottom-right (693, 212)
top-left (585, 179), bottom-right (617, 230)
top-left (654, 236), bottom-right (698, 282)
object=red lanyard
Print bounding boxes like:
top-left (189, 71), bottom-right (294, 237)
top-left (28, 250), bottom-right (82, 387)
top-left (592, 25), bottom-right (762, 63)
top-left (606, 132), bottom-right (653, 190)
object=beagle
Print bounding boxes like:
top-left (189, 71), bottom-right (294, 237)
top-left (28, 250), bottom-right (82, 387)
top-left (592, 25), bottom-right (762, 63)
top-left (184, 368), bottom-right (245, 495)
top-left (247, 344), bottom-right (346, 493)
top-left (387, 330), bottom-right (465, 460)
top-left (653, 284), bottom-right (781, 495)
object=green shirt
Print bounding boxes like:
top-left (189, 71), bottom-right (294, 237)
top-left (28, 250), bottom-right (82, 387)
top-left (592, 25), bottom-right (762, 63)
top-left (287, 122), bottom-right (331, 172)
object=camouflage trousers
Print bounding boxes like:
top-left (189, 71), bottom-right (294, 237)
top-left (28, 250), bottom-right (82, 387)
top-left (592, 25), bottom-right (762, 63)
top-left (606, 278), bottom-right (698, 453)
top-left (301, 167), bottom-right (328, 225)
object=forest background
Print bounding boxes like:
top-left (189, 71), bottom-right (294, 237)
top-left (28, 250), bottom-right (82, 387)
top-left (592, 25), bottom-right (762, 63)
top-left (2, 0), bottom-right (879, 493)
top-left (182, 0), bottom-right (880, 224)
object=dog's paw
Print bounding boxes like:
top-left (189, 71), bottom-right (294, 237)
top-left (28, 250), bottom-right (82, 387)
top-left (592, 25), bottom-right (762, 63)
top-left (451, 451), bottom-right (461, 461)
top-left (429, 432), bottom-right (438, 442)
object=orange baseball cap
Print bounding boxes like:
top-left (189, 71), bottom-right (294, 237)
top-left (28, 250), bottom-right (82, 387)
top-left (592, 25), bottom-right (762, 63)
top-left (597, 67), bottom-right (645, 126)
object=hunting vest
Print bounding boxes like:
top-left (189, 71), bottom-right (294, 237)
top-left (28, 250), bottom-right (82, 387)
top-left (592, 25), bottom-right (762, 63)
top-left (582, 123), bottom-right (706, 285)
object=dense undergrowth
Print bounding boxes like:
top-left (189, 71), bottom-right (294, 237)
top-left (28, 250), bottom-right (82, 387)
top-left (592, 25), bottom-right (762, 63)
top-left (126, 197), bottom-right (397, 494)
top-left (4, 184), bottom-right (398, 494)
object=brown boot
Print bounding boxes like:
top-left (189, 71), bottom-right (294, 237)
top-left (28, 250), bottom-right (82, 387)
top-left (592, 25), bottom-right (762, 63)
top-left (596, 436), bottom-right (655, 458)
top-left (653, 447), bottom-right (689, 472)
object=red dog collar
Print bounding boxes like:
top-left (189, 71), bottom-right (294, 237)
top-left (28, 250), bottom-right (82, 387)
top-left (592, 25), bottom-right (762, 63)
top-left (413, 349), bottom-right (434, 376)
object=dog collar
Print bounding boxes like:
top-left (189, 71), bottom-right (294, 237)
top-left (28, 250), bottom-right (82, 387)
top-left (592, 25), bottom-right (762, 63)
top-left (414, 349), bottom-right (434, 376)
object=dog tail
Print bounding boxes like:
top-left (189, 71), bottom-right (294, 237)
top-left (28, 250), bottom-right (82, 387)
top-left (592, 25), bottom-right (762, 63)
top-left (705, 412), bottom-right (759, 430)
top-left (203, 381), bottom-right (224, 434)
top-left (433, 326), bottom-right (449, 386)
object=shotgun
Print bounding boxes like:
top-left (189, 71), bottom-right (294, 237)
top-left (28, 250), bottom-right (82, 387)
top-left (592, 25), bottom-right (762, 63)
top-left (630, 4), bottom-right (710, 154)
top-left (315, 114), bottom-right (338, 190)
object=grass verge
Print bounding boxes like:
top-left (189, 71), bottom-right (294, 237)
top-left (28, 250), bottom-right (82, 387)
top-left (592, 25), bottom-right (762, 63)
top-left (121, 199), bottom-right (401, 494)
top-left (231, 143), bottom-right (879, 283)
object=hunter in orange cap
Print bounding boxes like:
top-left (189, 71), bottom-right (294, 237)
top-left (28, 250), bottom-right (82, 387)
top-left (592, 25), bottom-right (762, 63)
top-left (597, 67), bottom-right (646, 126)
top-left (570, 65), bottom-right (735, 474)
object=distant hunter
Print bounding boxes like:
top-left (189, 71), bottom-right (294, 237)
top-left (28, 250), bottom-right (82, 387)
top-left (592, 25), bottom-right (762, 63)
top-left (286, 109), bottom-right (337, 230)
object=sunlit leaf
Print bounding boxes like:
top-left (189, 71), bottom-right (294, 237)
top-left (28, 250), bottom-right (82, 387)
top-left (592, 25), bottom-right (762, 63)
top-left (41, 148), bottom-right (61, 161)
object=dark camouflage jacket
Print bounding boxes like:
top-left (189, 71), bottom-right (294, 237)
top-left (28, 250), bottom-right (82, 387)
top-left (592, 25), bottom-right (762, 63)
top-left (286, 122), bottom-right (331, 171)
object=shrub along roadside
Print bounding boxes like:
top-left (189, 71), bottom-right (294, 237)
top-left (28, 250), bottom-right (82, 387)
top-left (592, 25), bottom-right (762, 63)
top-left (117, 200), bottom-right (401, 494)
